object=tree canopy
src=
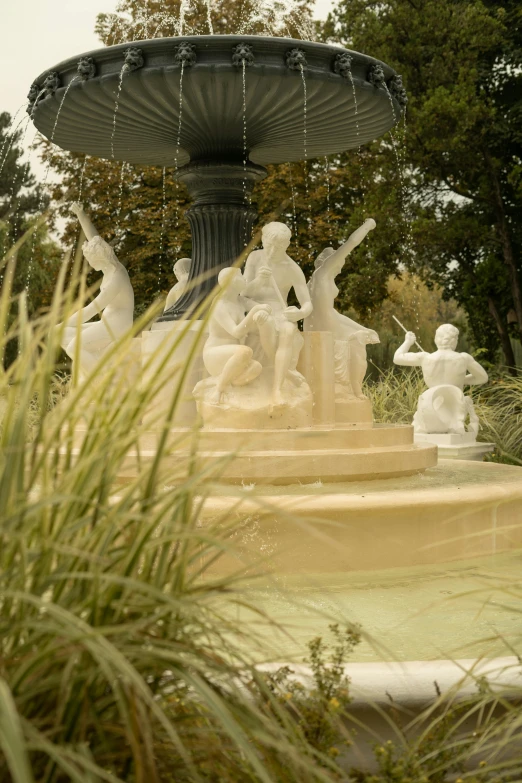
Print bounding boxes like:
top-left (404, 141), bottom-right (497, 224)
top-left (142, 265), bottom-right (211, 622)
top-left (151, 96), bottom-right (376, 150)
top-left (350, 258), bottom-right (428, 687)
top-left (1, 112), bottom-right (61, 364)
top-left (325, 0), bottom-right (522, 369)
top-left (39, 0), bottom-right (522, 369)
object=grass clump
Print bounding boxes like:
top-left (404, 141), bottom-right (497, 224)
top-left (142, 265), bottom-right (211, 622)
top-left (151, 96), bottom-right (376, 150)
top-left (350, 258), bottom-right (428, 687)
top-left (1, 231), bottom-right (522, 781)
top-left (0, 233), bottom-right (341, 782)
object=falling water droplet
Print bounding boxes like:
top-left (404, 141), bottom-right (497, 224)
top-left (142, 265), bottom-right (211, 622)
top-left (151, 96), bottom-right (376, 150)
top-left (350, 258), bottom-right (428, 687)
top-left (288, 163), bottom-right (297, 237)
top-left (115, 159), bottom-right (128, 226)
top-left (383, 83), bottom-right (413, 268)
top-left (207, 0), bottom-right (214, 34)
top-left (0, 115), bottom-right (30, 179)
top-left (0, 104), bottom-right (28, 166)
top-left (242, 59), bottom-right (249, 247)
top-left (158, 165), bottom-right (167, 292)
top-left (178, 0), bottom-right (188, 35)
top-left (111, 66), bottom-right (128, 160)
top-left (28, 77), bottom-right (79, 288)
top-left (299, 63), bottom-right (313, 258)
top-left (324, 156), bottom-right (331, 226)
top-left (173, 61), bottom-right (186, 242)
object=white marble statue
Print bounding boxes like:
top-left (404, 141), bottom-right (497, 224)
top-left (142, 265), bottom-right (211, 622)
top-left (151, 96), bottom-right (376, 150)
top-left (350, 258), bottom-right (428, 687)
top-left (199, 267), bottom-right (271, 402)
top-left (304, 219), bottom-right (379, 399)
top-left (243, 221), bottom-right (313, 407)
top-left (56, 203), bottom-right (134, 377)
top-left (193, 259), bottom-right (313, 428)
top-left (164, 257), bottom-right (191, 311)
top-left (393, 324), bottom-right (488, 436)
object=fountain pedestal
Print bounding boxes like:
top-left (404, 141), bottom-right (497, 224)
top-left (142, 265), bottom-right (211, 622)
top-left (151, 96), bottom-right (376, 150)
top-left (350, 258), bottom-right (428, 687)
top-left (160, 160), bottom-right (267, 321)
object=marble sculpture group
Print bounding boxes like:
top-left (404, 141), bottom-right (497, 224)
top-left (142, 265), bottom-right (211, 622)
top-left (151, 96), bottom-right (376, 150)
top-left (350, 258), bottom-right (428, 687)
top-left (58, 203), bottom-right (489, 444)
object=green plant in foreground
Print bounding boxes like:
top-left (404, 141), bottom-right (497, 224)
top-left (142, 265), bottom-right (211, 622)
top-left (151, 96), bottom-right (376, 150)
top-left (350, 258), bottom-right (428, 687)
top-left (1, 229), bottom-right (522, 782)
top-left (0, 232), bottom-right (343, 783)
top-left (258, 624), bottom-right (360, 764)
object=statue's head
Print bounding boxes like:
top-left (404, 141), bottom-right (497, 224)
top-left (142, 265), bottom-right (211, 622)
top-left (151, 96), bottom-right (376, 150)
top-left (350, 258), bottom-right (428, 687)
top-left (82, 235), bottom-right (118, 272)
top-left (218, 266), bottom-right (245, 296)
top-left (435, 323), bottom-right (459, 350)
top-left (173, 257), bottom-right (191, 281)
top-left (314, 247), bottom-right (335, 270)
top-left (261, 222), bottom-right (291, 257)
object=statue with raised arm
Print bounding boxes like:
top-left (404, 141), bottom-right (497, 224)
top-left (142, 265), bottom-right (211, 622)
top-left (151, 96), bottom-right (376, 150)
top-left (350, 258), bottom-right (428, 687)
top-left (164, 257), bottom-right (191, 312)
top-left (56, 203), bottom-right (134, 379)
top-left (304, 218), bottom-right (379, 400)
top-left (243, 221), bottom-right (313, 408)
top-left (393, 324), bottom-right (488, 436)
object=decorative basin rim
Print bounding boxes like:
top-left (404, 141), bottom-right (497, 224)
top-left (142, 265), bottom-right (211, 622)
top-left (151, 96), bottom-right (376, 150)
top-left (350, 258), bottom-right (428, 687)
top-left (31, 35), bottom-right (398, 86)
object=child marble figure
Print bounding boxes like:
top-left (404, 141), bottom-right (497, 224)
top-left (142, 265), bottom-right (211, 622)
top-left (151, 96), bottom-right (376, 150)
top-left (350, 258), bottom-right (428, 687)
top-left (164, 258), bottom-right (191, 311)
top-left (200, 267), bottom-right (271, 402)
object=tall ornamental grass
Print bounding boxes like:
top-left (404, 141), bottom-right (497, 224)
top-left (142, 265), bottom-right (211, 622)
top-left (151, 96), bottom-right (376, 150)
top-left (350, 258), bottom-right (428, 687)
top-left (0, 228), bottom-right (348, 783)
top-left (0, 225), bottom-right (521, 782)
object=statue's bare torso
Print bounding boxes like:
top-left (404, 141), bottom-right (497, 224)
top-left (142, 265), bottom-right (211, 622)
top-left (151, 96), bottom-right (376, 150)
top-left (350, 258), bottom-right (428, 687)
top-left (421, 350), bottom-right (473, 390)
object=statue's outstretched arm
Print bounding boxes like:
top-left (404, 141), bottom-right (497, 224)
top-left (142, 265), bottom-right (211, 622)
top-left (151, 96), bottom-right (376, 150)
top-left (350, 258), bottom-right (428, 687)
top-left (321, 218), bottom-right (376, 274)
top-left (393, 332), bottom-right (426, 367)
top-left (71, 202), bottom-right (99, 241)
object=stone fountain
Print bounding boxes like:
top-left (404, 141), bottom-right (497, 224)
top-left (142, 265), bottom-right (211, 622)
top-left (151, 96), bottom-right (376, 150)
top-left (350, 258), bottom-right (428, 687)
top-left (29, 34), bottom-right (522, 575)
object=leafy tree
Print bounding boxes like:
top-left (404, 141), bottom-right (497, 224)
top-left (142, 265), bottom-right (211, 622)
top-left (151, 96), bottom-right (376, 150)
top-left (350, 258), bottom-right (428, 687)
top-left (0, 112), bottom-right (61, 366)
top-left (325, 0), bottom-right (522, 370)
top-left (95, 0), bottom-right (315, 43)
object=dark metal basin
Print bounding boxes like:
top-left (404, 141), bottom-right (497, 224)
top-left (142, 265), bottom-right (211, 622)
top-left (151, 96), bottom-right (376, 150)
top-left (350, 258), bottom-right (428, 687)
top-left (29, 35), bottom-right (402, 166)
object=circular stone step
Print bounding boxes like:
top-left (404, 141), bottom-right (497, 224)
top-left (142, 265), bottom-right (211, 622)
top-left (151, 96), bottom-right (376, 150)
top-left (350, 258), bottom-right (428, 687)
top-left (113, 423), bottom-right (438, 483)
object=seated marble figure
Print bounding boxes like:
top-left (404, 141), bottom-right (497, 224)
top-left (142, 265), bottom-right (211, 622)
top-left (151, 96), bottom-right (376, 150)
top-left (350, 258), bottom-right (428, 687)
top-left (197, 267), bottom-right (271, 403)
top-left (393, 324), bottom-right (488, 436)
top-left (242, 221), bottom-right (313, 408)
top-left (164, 257), bottom-right (191, 312)
top-left (56, 203), bottom-right (134, 380)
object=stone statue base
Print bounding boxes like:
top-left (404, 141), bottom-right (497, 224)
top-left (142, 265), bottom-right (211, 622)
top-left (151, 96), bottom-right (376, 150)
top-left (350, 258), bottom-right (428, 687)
top-left (193, 369), bottom-right (313, 430)
top-left (414, 432), bottom-right (495, 461)
top-left (335, 383), bottom-right (373, 423)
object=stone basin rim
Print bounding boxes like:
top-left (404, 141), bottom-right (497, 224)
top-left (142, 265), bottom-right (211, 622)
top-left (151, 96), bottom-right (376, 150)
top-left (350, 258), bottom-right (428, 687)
top-left (31, 34), bottom-right (399, 87)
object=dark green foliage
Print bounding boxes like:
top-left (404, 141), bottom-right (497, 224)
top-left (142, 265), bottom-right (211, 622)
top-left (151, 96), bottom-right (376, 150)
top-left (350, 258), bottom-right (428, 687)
top-left (0, 111), bottom-right (61, 366)
top-left (324, 0), bottom-right (522, 368)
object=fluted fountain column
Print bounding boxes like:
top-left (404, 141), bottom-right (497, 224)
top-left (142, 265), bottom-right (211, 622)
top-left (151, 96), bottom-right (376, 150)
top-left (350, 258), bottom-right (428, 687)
top-left (159, 159), bottom-right (266, 321)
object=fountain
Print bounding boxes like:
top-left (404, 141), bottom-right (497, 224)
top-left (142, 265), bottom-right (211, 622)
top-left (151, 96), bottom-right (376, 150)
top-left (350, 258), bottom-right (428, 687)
top-left (28, 35), bottom-right (407, 318)
top-left (29, 31), bottom-right (522, 664)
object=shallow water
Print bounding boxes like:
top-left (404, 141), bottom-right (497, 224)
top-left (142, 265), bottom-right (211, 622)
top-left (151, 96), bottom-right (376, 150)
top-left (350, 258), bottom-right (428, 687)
top-left (230, 550), bottom-right (522, 663)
